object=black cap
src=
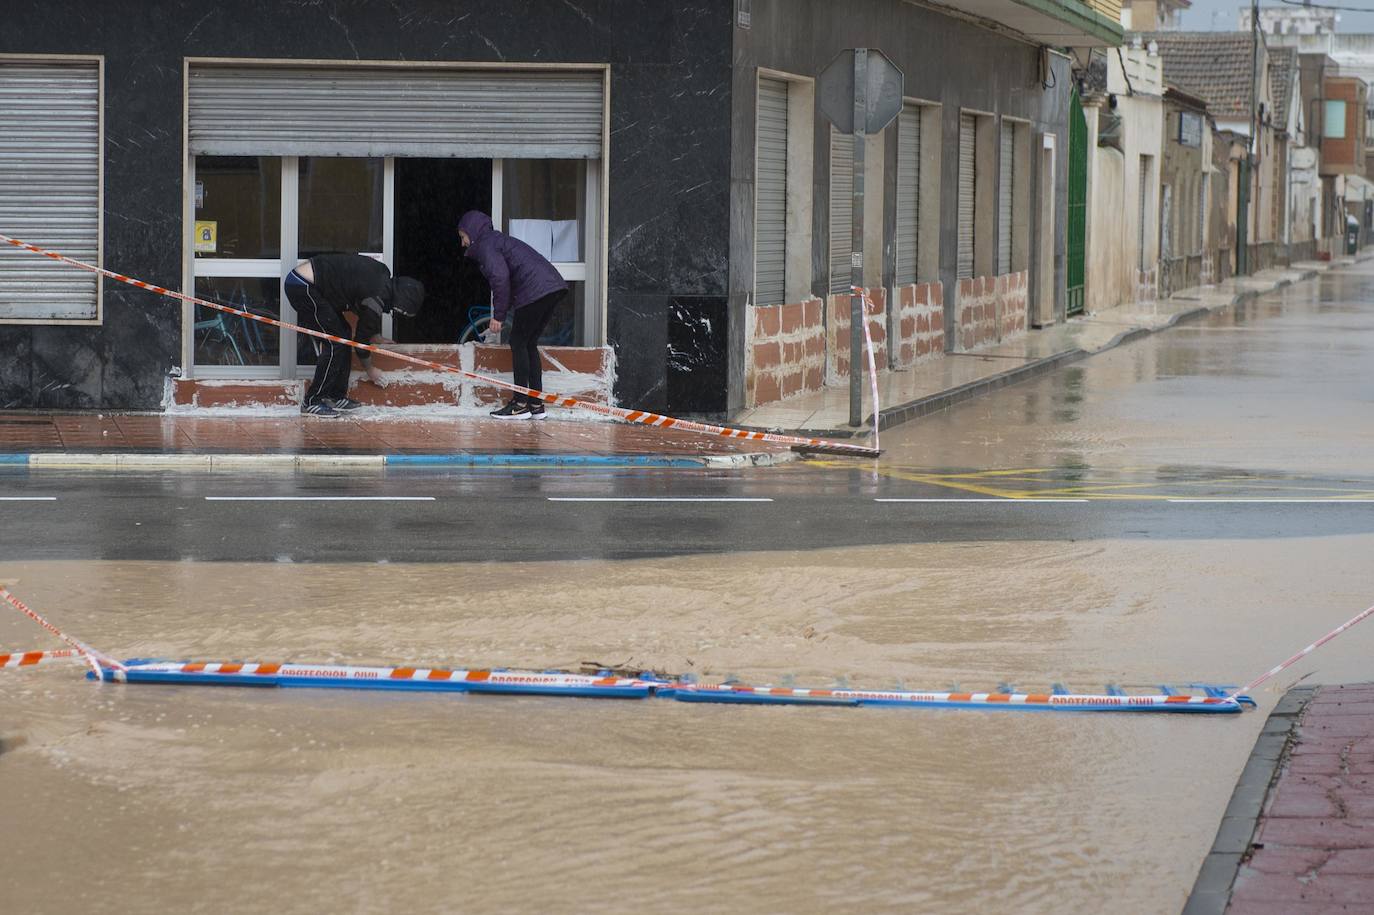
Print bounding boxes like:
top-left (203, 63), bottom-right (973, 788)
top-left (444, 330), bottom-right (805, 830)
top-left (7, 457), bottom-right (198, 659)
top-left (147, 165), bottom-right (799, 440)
top-left (388, 277), bottom-right (426, 317)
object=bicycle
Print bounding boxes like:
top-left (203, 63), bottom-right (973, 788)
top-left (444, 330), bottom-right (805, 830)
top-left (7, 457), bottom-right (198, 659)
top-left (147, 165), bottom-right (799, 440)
top-left (457, 303), bottom-right (495, 344)
top-left (457, 302), bottom-right (575, 346)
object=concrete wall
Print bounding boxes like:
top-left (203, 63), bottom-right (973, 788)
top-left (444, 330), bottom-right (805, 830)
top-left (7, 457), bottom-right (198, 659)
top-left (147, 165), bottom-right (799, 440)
top-left (1086, 46), bottom-right (1163, 311)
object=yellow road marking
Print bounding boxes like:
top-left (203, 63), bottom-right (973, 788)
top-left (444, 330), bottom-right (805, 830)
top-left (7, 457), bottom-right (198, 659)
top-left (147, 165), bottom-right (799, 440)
top-left (804, 460), bottom-right (1374, 501)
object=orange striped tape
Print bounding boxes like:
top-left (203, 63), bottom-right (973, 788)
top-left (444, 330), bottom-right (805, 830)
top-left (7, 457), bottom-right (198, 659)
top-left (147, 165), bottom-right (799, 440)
top-left (0, 648), bottom-right (83, 668)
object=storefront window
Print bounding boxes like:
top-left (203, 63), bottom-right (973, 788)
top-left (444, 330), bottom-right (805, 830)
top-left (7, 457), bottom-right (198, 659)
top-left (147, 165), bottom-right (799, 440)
top-left (299, 157), bottom-right (384, 257)
top-left (194, 157), bottom-right (281, 259)
top-left (502, 159), bottom-right (585, 262)
top-left (192, 276), bottom-right (281, 367)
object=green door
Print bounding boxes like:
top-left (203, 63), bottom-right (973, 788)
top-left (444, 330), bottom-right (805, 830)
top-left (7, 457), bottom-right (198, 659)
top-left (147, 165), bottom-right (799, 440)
top-left (1066, 89), bottom-right (1087, 317)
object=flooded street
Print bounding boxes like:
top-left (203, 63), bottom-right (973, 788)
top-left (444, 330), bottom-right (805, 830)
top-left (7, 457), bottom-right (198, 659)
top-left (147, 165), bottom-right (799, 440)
top-left (4, 265), bottom-right (1374, 913)
top-left (4, 538), bottom-right (1373, 914)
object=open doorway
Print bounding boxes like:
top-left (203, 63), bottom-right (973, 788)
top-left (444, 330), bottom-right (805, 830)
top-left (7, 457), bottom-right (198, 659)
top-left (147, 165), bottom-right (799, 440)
top-left (393, 158), bottom-right (492, 344)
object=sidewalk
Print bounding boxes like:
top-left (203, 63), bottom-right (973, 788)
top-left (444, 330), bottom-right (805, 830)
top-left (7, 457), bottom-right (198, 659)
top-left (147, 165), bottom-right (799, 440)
top-left (735, 257), bottom-right (1363, 435)
top-left (0, 412), bottom-right (794, 469)
top-left (1186, 684), bottom-right (1374, 914)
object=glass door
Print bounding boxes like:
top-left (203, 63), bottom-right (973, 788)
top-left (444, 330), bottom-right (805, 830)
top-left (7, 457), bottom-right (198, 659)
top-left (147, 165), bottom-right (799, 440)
top-left (291, 156), bottom-right (389, 375)
top-left (189, 156), bottom-right (284, 375)
top-left (496, 157), bottom-right (602, 345)
top-left (188, 155), bottom-right (392, 379)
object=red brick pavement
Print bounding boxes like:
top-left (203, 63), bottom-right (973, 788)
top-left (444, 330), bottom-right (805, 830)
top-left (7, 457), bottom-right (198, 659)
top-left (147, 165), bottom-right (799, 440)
top-left (0, 412), bottom-right (793, 458)
top-left (1229, 684), bottom-right (1374, 913)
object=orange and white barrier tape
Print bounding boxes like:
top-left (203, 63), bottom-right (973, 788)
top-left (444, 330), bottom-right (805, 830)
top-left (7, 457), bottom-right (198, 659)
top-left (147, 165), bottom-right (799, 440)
top-left (0, 585), bottom-right (125, 678)
top-left (101, 660), bottom-right (659, 698)
top-left (0, 233), bottom-right (879, 458)
top-left (670, 682), bottom-right (1243, 711)
top-left (0, 648), bottom-right (85, 669)
top-left (1233, 600), bottom-right (1374, 697)
top-left (853, 287), bottom-right (882, 449)
top-left (97, 659), bottom-right (1247, 712)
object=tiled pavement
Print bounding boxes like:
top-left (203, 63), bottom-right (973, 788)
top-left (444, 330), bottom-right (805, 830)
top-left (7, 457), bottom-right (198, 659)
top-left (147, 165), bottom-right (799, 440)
top-left (1189, 684), bottom-right (1374, 914)
top-left (1228, 684), bottom-right (1374, 913)
top-left (0, 411), bottom-right (792, 460)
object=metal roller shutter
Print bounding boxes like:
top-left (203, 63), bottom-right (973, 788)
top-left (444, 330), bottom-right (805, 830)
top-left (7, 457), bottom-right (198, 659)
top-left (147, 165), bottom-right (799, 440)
top-left (830, 126), bottom-right (853, 294)
top-left (0, 60), bottom-right (100, 320)
top-left (997, 122), bottom-right (1014, 275)
top-left (188, 66), bottom-right (604, 159)
top-left (755, 77), bottom-right (788, 307)
top-left (896, 105), bottom-right (920, 285)
top-left (957, 114), bottom-right (976, 280)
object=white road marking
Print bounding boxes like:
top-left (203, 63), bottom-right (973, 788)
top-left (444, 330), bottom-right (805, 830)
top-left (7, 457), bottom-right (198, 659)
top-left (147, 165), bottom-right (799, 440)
top-left (0, 496), bottom-right (57, 501)
top-left (205, 496), bottom-right (435, 502)
top-left (1167, 498), bottom-right (1374, 504)
top-left (547, 497), bottom-right (774, 503)
top-left (874, 497), bottom-right (1090, 503)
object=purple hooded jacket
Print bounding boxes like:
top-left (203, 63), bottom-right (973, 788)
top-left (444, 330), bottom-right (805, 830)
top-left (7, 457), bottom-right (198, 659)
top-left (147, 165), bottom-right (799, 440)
top-left (458, 210), bottom-right (568, 323)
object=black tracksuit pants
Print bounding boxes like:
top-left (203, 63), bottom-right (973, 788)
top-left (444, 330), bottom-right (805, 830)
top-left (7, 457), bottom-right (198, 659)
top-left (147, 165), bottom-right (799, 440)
top-left (286, 278), bottom-right (352, 405)
top-left (509, 290), bottom-right (566, 405)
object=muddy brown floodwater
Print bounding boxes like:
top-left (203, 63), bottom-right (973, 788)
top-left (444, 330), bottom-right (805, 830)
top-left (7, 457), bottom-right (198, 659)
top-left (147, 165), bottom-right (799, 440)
top-left (3, 537), bottom-right (1372, 913)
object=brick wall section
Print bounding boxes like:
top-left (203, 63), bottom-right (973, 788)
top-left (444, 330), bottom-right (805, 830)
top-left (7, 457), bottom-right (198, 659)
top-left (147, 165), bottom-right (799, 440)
top-left (955, 271), bottom-right (1028, 351)
top-left (890, 281), bottom-right (945, 369)
top-left (746, 297), bottom-right (824, 407)
top-left (170, 345), bottom-right (615, 410)
top-left (825, 287), bottom-right (888, 384)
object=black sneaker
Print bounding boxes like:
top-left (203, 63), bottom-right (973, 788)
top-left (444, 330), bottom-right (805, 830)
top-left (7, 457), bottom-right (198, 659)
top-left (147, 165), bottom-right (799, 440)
top-left (301, 401), bottom-right (341, 418)
top-left (328, 397), bottom-right (363, 412)
top-left (489, 400), bottom-right (533, 419)
top-left (526, 403), bottom-right (547, 420)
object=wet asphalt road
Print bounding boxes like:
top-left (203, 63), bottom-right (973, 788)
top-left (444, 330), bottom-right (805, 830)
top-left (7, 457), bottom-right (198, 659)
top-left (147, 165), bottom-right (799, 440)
top-left (0, 467), bottom-right (1372, 562)
top-left (1, 262), bottom-right (1372, 562)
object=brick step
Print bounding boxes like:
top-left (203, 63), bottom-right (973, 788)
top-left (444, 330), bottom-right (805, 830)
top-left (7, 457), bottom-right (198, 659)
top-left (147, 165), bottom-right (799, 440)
top-left (172, 345), bottom-right (615, 410)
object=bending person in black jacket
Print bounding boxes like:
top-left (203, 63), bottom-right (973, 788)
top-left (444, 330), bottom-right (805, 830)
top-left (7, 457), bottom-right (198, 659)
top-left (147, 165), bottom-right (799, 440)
top-left (284, 254), bottom-right (425, 417)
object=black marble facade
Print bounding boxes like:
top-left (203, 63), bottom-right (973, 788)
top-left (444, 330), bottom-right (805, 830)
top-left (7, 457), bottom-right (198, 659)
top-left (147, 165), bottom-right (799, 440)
top-left (1, 0), bottom-right (734, 412)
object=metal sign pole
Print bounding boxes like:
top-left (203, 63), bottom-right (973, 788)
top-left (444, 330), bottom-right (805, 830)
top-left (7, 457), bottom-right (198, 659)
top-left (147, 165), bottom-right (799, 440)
top-left (849, 49), bottom-right (868, 428)
top-left (817, 47), bottom-right (901, 428)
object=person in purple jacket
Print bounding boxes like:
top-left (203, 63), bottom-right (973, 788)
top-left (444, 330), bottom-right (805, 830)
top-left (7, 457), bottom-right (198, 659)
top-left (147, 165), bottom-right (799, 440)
top-left (457, 210), bottom-right (569, 419)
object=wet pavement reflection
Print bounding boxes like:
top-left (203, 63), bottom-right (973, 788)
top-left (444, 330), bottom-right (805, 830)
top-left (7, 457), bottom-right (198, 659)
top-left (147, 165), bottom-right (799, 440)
top-left (872, 268), bottom-right (1374, 483)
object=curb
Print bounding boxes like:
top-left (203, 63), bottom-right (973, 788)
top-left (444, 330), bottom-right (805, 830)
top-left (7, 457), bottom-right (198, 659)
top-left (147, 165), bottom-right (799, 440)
top-left (0, 450), bottom-right (795, 471)
top-left (795, 266), bottom-right (1329, 439)
top-left (1181, 685), bottom-right (1318, 915)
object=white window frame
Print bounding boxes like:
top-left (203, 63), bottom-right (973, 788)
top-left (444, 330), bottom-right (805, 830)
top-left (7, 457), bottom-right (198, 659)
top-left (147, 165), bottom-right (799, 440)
top-left (0, 54), bottom-right (104, 326)
top-left (493, 156), bottom-right (602, 344)
top-left (181, 58), bottom-right (609, 380)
